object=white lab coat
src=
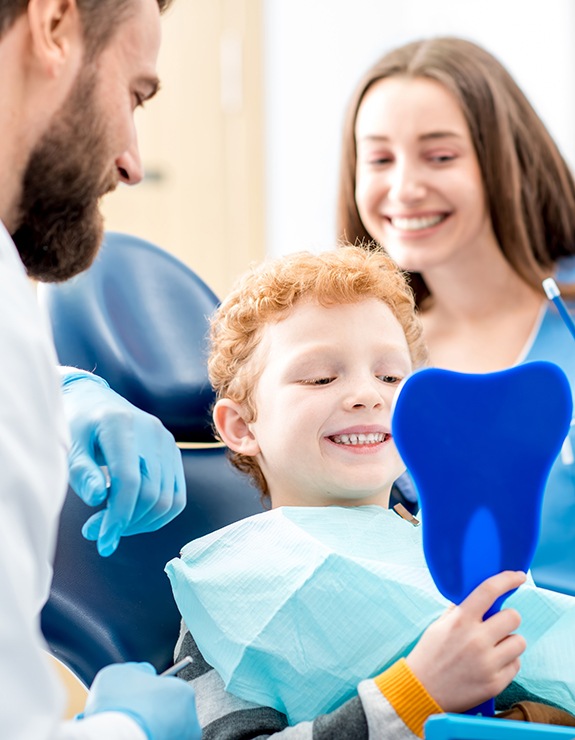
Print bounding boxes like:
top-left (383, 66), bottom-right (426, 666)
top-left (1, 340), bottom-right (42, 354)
top-left (0, 222), bottom-right (145, 739)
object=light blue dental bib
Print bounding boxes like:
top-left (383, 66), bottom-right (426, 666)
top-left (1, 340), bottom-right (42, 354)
top-left (166, 505), bottom-right (575, 724)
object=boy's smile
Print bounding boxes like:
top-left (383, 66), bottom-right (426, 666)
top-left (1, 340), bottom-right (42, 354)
top-left (326, 425), bottom-right (392, 452)
top-left (246, 297), bottom-right (412, 508)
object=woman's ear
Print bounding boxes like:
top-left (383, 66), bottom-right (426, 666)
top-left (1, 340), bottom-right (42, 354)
top-left (213, 399), bottom-right (261, 456)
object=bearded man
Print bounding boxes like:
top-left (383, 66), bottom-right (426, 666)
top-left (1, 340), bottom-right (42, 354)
top-left (0, 1), bottom-right (199, 738)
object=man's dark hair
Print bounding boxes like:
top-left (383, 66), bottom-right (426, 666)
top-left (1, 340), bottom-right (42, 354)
top-left (0, 0), bottom-right (173, 55)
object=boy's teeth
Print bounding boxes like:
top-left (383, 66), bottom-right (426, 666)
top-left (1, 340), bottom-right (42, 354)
top-left (331, 432), bottom-right (386, 445)
top-left (390, 215), bottom-right (444, 231)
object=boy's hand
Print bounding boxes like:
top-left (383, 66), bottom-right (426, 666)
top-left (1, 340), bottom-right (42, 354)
top-left (406, 570), bottom-right (527, 712)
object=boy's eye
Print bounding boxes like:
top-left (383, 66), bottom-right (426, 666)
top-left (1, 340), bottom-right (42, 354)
top-left (301, 377), bottom-right (335, 386)
top-left (378, 375), bottom-right (402, 385)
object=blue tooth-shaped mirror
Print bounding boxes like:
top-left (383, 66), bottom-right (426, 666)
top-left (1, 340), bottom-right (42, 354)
top-left (391, 361), bottom-right (572, 716)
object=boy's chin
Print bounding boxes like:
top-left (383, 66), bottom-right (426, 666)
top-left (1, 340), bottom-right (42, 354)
top-left (325, 487), bottom-right (393, 508)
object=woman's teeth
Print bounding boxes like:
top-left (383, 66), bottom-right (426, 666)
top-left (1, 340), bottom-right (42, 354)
top-left (390, 214), bottom-right (445, 231)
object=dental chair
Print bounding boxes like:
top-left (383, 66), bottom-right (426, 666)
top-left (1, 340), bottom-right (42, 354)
top-left (41, 231), bottom-right (220, 443)
top-left (38, 232), bottom-right (262, 686)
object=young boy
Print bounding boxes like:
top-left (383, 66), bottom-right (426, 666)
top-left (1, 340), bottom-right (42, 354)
top-left (166, 246), bottom-right (575, 738)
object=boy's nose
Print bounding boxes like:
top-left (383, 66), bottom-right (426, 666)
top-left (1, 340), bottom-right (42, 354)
top-left (351, 398), bottom-right (382, 410)
top-left (345, 380), bottom-right (384, 410)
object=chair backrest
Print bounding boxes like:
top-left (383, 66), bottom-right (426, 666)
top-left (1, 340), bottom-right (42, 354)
top-left (42, 448), bottom-right (262, 686)
top-left (38, 231), bottom-right (219, 442)
top-left (39, 232), bottom-right (263, 685)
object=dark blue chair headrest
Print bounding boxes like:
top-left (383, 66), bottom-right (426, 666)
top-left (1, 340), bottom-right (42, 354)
top-left (42, 446), bottom-right (262, 686)
top-left (37, 232), bottom-right (219, 442)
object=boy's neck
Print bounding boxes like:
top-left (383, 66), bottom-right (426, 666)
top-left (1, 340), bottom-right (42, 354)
top-left (269, 492), bottom-right (392, 509)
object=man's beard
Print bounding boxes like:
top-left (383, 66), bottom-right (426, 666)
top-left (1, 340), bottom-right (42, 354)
top-left (12, 67), bottom-right (117, 282)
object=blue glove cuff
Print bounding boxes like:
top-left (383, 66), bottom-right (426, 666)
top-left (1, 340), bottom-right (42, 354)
top-left (74, 710), bottom-right (151, 738)
top-left (59, 366), bottom-right (110, 390)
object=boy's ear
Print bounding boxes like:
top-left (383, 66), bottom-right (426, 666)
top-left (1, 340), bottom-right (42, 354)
top-left (213, 399), bottom-right (261, 456)
top-left (27, 0), bottom-right (82, 78)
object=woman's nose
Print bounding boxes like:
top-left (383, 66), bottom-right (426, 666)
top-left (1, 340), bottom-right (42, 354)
top-left (387, 159), bottom-right (426, 204)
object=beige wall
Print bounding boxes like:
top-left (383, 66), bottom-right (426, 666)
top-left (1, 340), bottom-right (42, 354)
top-left (101, 0), bottom-right (265, 299)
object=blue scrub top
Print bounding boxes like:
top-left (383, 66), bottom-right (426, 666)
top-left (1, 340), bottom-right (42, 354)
top-left (395, 257), bottom-right (575, 595)
top-left (524, 258), bottom-right (575, 594)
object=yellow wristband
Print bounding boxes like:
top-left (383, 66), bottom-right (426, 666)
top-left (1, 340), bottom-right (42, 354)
top-left (374, 658), bottom-right (443, 738)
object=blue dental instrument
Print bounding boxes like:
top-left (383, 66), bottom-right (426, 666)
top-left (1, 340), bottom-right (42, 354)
top-left (543, 278), bottom-right (575, 342)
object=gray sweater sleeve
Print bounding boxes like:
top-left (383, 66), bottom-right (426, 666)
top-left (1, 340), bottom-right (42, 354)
top-left (175, 625), bottom-right (418, 740)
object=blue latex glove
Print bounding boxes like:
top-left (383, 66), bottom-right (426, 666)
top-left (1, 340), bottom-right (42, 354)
top-left (81, 662), bottom-right (200, 739)
top-left (60, 369), bottom-right (186, 556)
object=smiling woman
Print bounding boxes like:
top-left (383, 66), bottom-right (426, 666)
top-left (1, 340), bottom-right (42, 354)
top-left (354, 76), bottom-right (493, 279)
top-left (336, 35), bottom-right (575, 596)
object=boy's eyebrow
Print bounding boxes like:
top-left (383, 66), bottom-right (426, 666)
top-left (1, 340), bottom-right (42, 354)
top-left (286, 343), bottom-right (412, 370)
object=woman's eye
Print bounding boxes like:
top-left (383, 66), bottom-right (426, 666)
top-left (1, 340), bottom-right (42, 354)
top-left (368, 155), bottom-right (392, 165)
top-left (358, 148), bottom-right (393, 166)
top-left (429, 153), bottom-right (456, 164)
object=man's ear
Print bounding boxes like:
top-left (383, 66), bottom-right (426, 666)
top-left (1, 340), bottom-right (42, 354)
top-left (213, 399), bottom-right (261, 457)
top-left (27, 0), bottom-right (82, 78)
